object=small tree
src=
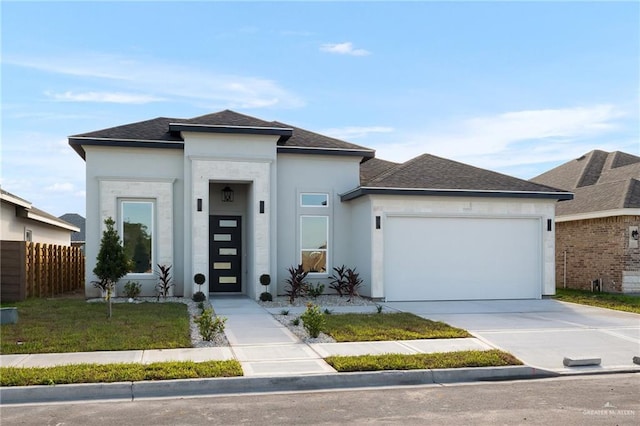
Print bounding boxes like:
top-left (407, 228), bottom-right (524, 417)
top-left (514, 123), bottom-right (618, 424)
top-left (93, 217), bottom-right (131, 318)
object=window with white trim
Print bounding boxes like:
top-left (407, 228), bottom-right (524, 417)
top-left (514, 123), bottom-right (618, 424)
top-left (300, 215), bottom-right (328, 273)
top-left (299, 192), bottom-right (330, 274)
top-left (24, 229), bottom-right (32, 242)
top-left (121, 200), bottom-right (154, 274)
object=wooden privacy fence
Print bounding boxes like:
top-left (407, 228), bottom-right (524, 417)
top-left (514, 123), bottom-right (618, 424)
top-left (1, 241), bottom-right (85, 302)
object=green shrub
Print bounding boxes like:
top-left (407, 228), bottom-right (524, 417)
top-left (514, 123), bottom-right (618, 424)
top-left (260, 292), bottom-right (273, 302)
top-left (280, 309), bottom-right (290, 316)
top-left (123, 281), bottom-right (141, 299)
top-left (194, 308), bottom-right (226, 341)
top-left (291, 317), bottom-right (300, 326)
top-left (329, 265), bottom-right (348, 296)
top-left (300, 303), bottom-right (325, 338)
top-left (306, 282), bottom-right (325, 298)
top-left (192, 291), bottom-right (206, 303)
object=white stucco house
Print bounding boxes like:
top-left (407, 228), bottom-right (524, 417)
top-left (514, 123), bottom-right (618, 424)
top-left (1, 189), bottom-right (80, 245)
top-left (69, 110), bottom-right (572, 301)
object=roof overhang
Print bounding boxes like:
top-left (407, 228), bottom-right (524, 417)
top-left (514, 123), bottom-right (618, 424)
top-left (14, 208), bottom-right (80, 232)
top-left (340, 186), bottom-right (575, 201)
top-left (0, 191), bottom-right (31, 209)
top-left (556, 208), bottom-right (640, 222)
top-left (169, 123), bottom-right (293, 144)
top-left (278, 146), bottom-right (375, 162)
top-left (68, 137), bottom-right (185, 160)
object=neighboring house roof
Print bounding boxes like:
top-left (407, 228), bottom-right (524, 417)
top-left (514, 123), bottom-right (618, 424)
top-left (69, 110), bottom-right (374, 161)
top-left (0, 189), bottom-right (80, 232)
top-left (59, 213), bottom-right (86, 243)
top-left (343, 154), bottom-right (572, 201)
top-left (531, 150), bottom-right (640, 218)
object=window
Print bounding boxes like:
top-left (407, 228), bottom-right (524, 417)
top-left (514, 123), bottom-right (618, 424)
top-left (121, 201), bottom-right (154, 274)
top-left (300, 215), bottom-right (328, 273)
top-left (24, 229), bottom-right (32, 242)
top-left (301, 193), bottom-right (328, 207)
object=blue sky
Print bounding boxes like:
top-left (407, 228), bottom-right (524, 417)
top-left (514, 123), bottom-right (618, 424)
top-left (2, 1), bottom-right (638, 217)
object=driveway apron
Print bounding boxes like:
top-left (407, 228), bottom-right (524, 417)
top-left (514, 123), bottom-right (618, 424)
top-left (383, 299), bottom-right (640, 373)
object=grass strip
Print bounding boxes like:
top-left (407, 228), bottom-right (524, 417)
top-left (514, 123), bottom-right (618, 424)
top-left (554, 288), bottom-right (640, 314)
top-left (0, 360), bottom-right (243, 387)
top-left (325, 350), bottom-right (522, 372)
top-left (1, 298), bottom-right (191, 354)
top-left (322, 312), bottom-right (471, 342)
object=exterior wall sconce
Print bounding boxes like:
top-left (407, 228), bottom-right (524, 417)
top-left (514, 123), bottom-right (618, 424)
top-left (221, 186), bottom-right (234, 202)
top-left (375, 216), bottom-right (381, 229)
top-left (197, 198), bottom-right (202, 212)
top-left (259, 200), bottom-right (265, 214)
top-left (547, 219), bottom-right (552, 232)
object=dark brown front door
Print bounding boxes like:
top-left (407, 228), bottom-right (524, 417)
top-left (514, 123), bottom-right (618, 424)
top-left (209, 215), bottom-right (242, 292)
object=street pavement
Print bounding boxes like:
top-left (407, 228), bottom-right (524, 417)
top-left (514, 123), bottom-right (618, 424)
top-left (1, 296), bottom-right (638, 404)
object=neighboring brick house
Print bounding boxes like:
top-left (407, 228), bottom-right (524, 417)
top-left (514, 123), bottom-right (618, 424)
top-left (531, 150), bottom-right (640, 293)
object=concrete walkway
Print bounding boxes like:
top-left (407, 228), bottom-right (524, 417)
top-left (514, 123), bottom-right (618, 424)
top-left (0, 296), bottom-right (492, 377)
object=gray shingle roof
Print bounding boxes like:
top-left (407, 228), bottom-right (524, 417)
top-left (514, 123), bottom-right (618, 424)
top-left (59, 213), bottom-right (86, 242)
top-left (71, 110), bottom-right (369, 152)
top-left (531, 150), bottom-right (640, 216)
top-left (366, 154), bottom-right (565, 193)
top-left (360, 158), bottom-right (399, 185)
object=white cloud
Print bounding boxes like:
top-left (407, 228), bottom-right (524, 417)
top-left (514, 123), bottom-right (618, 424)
top-left (372, 104), bottom-right (630, 178)
top-left (320, 42), bottom-right (370, 56)
top-left (45, 91), bottom-right (164, 104)
top-left (7, 53), bottom-right (304, 109)
top-left (322, 126), bottom-right (394, 140)
top-left (44, 182), bottom-right (75, 193)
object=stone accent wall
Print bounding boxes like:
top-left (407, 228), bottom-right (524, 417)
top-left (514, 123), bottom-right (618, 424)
top-left (555, 215), bottom-right (640, 293)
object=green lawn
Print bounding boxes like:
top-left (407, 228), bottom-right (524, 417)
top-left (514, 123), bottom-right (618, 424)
top-left (1, 298), bottom-right (191, 354)
top-left (0, 360), bottom-right (243, 386)
top-left (322, 312), bottom-right (471, 342)
top-left (326, 350), bottom-right (522, 372)
top-left (554, 288), bottom-right (640, 314)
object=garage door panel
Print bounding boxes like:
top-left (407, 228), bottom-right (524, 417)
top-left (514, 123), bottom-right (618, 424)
top-left (384, 216), bottom-right (541, 301)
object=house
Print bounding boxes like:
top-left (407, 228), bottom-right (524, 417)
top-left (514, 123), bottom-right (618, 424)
top-left (59, 213), bottom-right (86, 251)
top-left (1, 189), bottom-right (80, 245)
top-left (68, 110), bottom-right (571, 301)
top-left (531, 150), bottom-right (640, 293)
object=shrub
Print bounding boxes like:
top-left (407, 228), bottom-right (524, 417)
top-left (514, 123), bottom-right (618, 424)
top-left (123, 281), bottom-right (141, 299)
top-left (259, 292), bottom-right (273, 302)
top-left (285, 264), bottom-right (308, 303)
top-left (345, 268), bottom-right (363, 301)
top-left (376, 304), bottom-right (383, 314)
top-left (329, 265), bottom-right (348, 296)
top-left (323, 308), bottom-right (333, 315)
top-left (93, 217), bottom-right (132, 318)
top-left (194, 308), bottom-right (226, 341)
top-left (300, 303), bottom-right (325, 338)
top-left (280, 309), bottom-right (290, 316)
top-left (155, 264), bottom-right (174, 300)
top-left (291, 317), bottom-right (300, 326)
top-left (307, 282), bottom-right (325, 298)
top-left (197, 301), bottom-right (204, 311)
top-left (259, 274), bottom-right (271, 286)
top-left (192, 291), bottom-right (206, 303)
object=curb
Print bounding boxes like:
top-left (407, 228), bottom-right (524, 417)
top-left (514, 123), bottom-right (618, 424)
top-left (0, 366), bottom-right (556, 404)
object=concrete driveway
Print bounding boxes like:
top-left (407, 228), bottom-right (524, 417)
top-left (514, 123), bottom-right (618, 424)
top-left (383, 299), bottom-right (640, 373)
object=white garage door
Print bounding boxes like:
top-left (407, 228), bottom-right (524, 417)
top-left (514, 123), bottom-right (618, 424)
top-left (384, 216), bottom-right (541, 301)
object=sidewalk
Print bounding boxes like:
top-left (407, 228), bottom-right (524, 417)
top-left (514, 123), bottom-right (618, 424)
top-left (0, 296), bottom-right (492, 376)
